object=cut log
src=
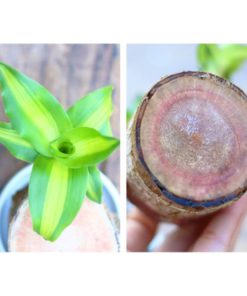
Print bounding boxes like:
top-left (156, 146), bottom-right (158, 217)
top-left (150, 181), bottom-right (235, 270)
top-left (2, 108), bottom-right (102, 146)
top-left (9, 198), bottom-right (118, 252)
top-left (127, 72), bottom-right (247, 222)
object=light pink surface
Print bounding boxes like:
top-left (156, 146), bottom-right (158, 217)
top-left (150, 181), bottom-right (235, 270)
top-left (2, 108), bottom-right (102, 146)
top-left (141, 77), bottom-right (247, 200)
top-left (9, 199), bottom-right (118, 252)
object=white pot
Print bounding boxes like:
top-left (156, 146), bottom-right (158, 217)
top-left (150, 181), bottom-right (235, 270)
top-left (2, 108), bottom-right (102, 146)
top-left (0, 165), bottom-right (120, 252)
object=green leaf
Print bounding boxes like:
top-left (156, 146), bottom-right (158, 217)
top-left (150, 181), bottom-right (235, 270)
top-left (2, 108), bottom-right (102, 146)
top-left (67, 85), bottom-right (113, 134)
top-left (197, 44), bottom-right (218, 67)
top-left (0, 121), bottom-right (37, 162)
top-left (197, 44), bottom-right (220, 75)
top-left (29, 156), bottom-right (88, 241)
top-left (87, 166), bottom-right (103, 203)
top-left (0, 62), bottom-right (72, 157)
top-left (127, 94), bottom-right (142, 124)
top-left (50, 127), bottom-right (120, 168)
top-left (216, 45), bottom-right (247, 79)
top-left (197, 44), bottom-right (247, 80)
top-left (0, 122), bottom-right (12, 129)
top-left (100, 120), bottom-right (113, 137)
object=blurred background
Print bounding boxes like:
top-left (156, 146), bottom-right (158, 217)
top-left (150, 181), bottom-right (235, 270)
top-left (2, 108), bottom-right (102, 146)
top-left (0, 44), bottom-right (120, 191)
top-left (127, 44), bottom-right (247, 251)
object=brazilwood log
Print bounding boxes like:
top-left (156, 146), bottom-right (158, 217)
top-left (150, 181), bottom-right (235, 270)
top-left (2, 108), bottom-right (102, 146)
top-left (127, 72), bottom-right (247, 222)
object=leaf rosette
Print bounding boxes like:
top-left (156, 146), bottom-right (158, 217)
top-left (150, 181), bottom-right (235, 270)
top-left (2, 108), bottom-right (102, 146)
top-left (0, 62), bottom-right (119, 241)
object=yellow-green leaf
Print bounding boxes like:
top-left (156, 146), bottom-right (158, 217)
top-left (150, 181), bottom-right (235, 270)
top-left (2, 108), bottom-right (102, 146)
top-left (49, 127), bottom-right (119, 168)
top-left (67, 85), bottom-right (113, 134)
top-left (0, 121), bottom-right (37, 162)
top-left (87, 166), bottom-right (102, 203)
top-left (29, 156), bottom-right (88, 241)
top-left (197, 44), bottom-right (247, 80)
top-left (100, 120), bottom-right (113, 137)
top-left (0, 62), bottom-right (72, 157)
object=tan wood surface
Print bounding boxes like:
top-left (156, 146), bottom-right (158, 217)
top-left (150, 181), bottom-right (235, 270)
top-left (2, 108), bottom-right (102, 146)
top-left (0, 44), bottom-right (120, 190)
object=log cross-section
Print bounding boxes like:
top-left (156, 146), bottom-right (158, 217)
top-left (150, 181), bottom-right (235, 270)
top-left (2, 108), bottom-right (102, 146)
top-left (127, 72), bottom-right (247, 222)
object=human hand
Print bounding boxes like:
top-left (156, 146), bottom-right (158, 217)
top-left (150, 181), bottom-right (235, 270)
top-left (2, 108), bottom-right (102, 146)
top-left (127, 195), bottom-right (247, 252)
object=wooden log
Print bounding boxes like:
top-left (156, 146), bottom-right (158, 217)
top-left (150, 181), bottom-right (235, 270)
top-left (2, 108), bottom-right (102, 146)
top-left (9, 196), bottom-right (119, 252)
top-left (127, 72), bottom-right (247, 222)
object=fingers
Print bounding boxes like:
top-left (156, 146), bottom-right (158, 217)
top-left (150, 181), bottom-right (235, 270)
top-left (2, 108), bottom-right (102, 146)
top-left (127, 194), bottom-right (247, 252)
top-left (127, 207), bottom-right (158, 252)
top-left (191, 196), bottom-right (247, 252)
top-left (154, 218), bottom-right (210, 252)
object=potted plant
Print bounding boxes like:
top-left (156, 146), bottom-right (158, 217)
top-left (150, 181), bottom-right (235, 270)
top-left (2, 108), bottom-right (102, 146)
top-left (0, 62), bottom-right (120, 251)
